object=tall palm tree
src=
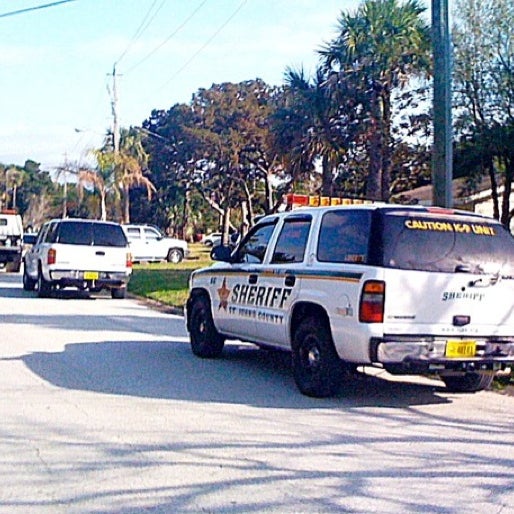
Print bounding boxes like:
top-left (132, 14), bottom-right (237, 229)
top-left (283, 66), bottom-right (346, 197)
top-left (116, 127), bottom-right (155, 223)
top-left (319, 0), bottom-right (431, 201)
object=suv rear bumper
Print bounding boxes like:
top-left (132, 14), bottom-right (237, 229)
top-left (49, 270), bottom-right (130, 289)
top-left (370, 336), bottom-right (514, 374)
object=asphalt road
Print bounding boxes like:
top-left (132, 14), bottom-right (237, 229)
top-left (1, 272), bottom-right (513, 514)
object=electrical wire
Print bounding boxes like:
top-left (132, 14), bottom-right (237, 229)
top-left (115, 0), bottom-right (167, 67)
top-left (156, 0), bottom-right (248, 91)
top-left (123, 0), bottom-right (209, 76)
top-left (0, 0), bottom-right (76, 19)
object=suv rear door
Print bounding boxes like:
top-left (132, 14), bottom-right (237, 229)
top-left (378, 209), bottom-right (514, 337)
top-left (53, 221), bottom-right (128, 271)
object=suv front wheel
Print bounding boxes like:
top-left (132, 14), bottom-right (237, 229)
top-left (190, 295), bottom-right (225, 358)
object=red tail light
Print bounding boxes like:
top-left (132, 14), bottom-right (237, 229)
top-left (126, 252), bottom-right (133, 268)
top-left (359, 280), bottom-right (385, 323)
top-left (47, 248), bottom-right (56, 265)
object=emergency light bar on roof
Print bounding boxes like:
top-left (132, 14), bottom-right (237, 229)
top-left (284, 193), bottom-right (374, 209)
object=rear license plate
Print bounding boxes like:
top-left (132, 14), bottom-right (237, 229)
top-left (84, 271), bottom-right (99, 280)
top-left (445, 340), bottom-right (476, 358)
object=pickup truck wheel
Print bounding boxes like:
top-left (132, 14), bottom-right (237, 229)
top-left (37, 268), bottom-right (52, 298)
top-left (23, 267), bottom-right (37, 291)
top-left (167, 248), bottom-right (184, 264)
top-left (111, 288), bottom-right (126, 299)
top-left (292, 317), bottom-right (343, 398)
top-left (190, 296), bottom-right (224, 358)
top-left (442, 372), bottom-right (494, 392)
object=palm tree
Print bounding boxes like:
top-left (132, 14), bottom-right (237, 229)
top-left (116, 127), bottom-right (155, 223)
top-left (78, 160), bottom-right (112, 221)
top-left (319, 0), bottom-right (431, 201)
top-left (5, 166), bottom-right (25, 210)
top-left (283, 66), bottom-right (348, 197)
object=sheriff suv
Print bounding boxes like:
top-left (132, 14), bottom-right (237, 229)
top-left (23, 219), bottom-right (132, 298)
top-left (186, 204), bottom-right (514, 397)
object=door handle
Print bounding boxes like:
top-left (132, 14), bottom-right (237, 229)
top-left (249, 274), bottom-right (258, 284)
top-left (285, 274), bottom-right (296, 287)
top-left (96, 251), bottom-right (105, 256)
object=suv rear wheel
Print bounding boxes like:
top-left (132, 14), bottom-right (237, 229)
top-left (37, 267), bottom-right (52, 298)
top-left (442, 372), bottom-right (494, 392)
top-left (22, 265), bottom-right (36, 291)
top-left (292, 317), bottom-right (343, 398)
top-left (111, 288), bottom-right (126, 299)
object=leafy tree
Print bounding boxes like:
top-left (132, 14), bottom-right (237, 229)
top-left (453, 0), bottom-right (514, 228)
top-left (319, 0), bottom-right (431, 201)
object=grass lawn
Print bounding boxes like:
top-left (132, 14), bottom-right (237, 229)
top-left (128, 243), bottom-right (212, 311)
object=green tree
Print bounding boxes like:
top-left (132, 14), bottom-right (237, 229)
top-left (116, 127), bottom-right (155, 224)
top-left (453, 0), bottom-right (514, 228)
top-left (319, 0), bottom-right (431, 201)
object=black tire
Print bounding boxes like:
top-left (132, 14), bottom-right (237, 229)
top-left (167, 248), bottom-right (184, 264)
top-left (292, 316), bottom-right (343, 398)
top-left (37, 268), bottom-right (52, 298)
top-left (111, 287), bottom-right (126, 299)
top-left (23, 266), bottom-right (37, 291)
top-left (189, 296), bottom-right (225, 358)
top-left (442, 373), bottom-right (494, 393)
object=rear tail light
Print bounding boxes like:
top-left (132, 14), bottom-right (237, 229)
top-left (47, 248), bottom-right (56, 265)
top-left (359, 280), bottom-right (385, 323)
top-left (126, 252), bottom-right (133, 268)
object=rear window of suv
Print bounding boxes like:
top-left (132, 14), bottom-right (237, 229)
top-left (51, 221), bottom-right (127, 247)
top-left (381, 210), bottom-right (514, 275)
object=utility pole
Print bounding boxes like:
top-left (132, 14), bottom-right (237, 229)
top-left (432, 0), bottom-right (453, 207)
top-left (110, 65), bottom-right (120, 155)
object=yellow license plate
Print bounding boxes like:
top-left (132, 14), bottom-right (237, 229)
top-left (445, 340), bottom-right (476, 358)
top-left (84, 271), bottom-right (99, 280)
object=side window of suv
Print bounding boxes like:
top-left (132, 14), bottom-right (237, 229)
top-left (43, 222), bottom-right (59, 243)
top-left (271, 217), bottom-right (311, 264)
top-left (236, 222), bottom-right (276, 264)
top-left (317, 210), bottom-right (371, 264)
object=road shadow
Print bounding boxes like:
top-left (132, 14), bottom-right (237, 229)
top-left (18, 339), bottom-right (453, 409)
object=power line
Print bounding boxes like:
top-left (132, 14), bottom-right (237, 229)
top-left (0, 0), bottom-right (76, 19)
top-left (115, 0), bottom-right (167, 67)
top-left (124, 0), bottom-right (209, 76)
top-left (157, 0), bottom-right (248, 91)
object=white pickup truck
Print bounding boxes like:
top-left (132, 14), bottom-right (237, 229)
top-left (186, 204), bottom-right (514, 397)
top-left (122, 224), bottom-right (188, 264)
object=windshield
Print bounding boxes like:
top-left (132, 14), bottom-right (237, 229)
top-left (381, 211), bottom-right (514, 276)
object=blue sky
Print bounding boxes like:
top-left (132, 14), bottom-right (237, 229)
top-left (0, 0), bottom-right (430, 172)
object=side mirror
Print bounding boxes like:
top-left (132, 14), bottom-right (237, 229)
top-left (211, 244), bottom-right (232, 262)
top-left (23, 233), bottom-right (37, 245)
